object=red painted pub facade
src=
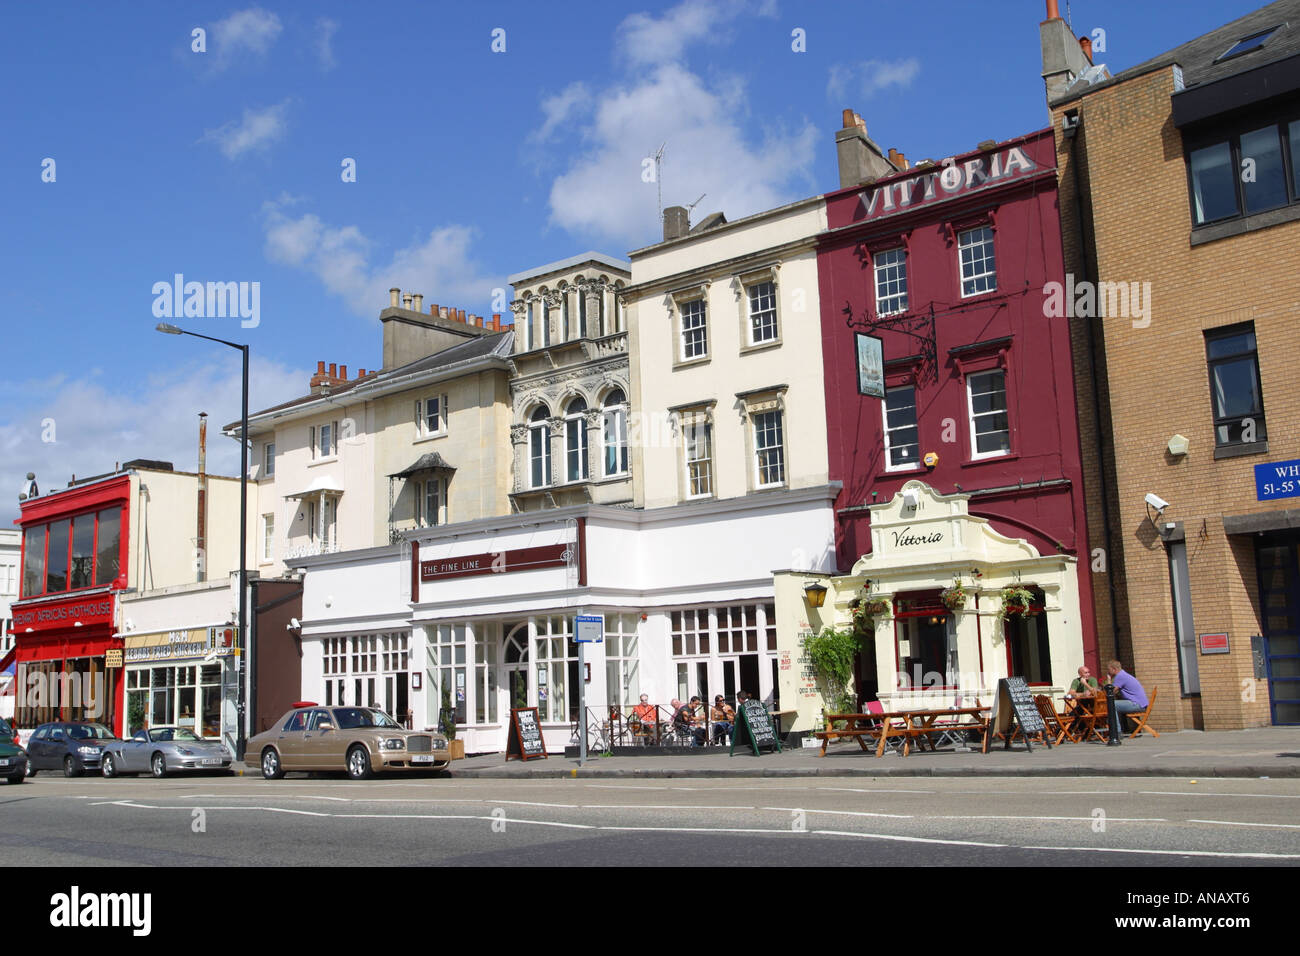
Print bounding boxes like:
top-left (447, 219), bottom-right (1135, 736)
top-left (815, 127), bottom-right (1099, 688)
top-left (9, 475), bottom-right (130, 735)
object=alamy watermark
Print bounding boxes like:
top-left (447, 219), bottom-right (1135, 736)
top-left (1043, 273), bottom-right (1151, 328)
top-left (21, 670), bottom-right (105, 718)
top-left (151, 273), bottom-right (260, 328)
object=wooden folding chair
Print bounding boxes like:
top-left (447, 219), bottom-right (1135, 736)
top-left (1126, 686), bottom-right (1159, 739)
top-left (1033, 694), bottom-right (1075, 744)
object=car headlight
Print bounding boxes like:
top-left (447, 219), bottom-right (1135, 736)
top-left (177, 748), bottom-right (196, 756)
top-left (432, 737), bottom-right (448, 750)
top-left (77, 745), bottom-right (99, 755)
top-left (377, 738), bottom-right (405, 751)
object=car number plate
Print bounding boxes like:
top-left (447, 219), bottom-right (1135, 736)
top-left (200, 758), bottom-right (223, 766)
top-left (0, 759), bottom-right (10, 767)
top-left (411, 754), bottom-right (439, 764)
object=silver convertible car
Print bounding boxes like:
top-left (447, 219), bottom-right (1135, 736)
top-left (102, 727), bottom-right (233, 778)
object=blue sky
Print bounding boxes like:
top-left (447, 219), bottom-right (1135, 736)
top-left (0, 0), bottom-right (1268, 522)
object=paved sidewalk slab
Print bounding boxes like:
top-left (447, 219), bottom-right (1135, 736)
top-left (450, 727), bottom-right (1300, 779)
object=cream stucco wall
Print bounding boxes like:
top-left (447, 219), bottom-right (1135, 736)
top-left (627, 199), bottom-right (831, 510)
top-left (128, 469), bottom-right (253, 592)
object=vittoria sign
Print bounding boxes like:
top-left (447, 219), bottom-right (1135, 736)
top-left (858, 146), bottom-right (1037, 221)
top-left (419, 543), bottom-right (570, 582)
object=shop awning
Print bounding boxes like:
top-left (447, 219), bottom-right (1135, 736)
top-left (388, 452), bottom-right (457, 478)
top-left (283, 475), bottom-right (344, 499)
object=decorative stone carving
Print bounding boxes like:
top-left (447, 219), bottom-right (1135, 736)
top-left (509, 424), bottom-right (528, 444)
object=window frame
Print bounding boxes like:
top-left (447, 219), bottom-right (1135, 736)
top-left (529, 405), bottom-right (553, 489)
top-left (1205, 322), bottom-right (1267, 448)
top-left (677, 295), bottom-right (709, 364)
top-left (602, 389), bottom-right (629, 478)
top-left (680, 411), bottom-right (715, 500)
top-left (1185, 111), bottom-right (1300, 228)
top-left (261, 513), bottom-right (274, 562)
top-left (966, 368), bottom-right (1011, 461)
top-left (957, 225), bottom-right (997, 298)
top-left (743, 278), bottom-right (779, 348)
top-left (882, 384), bottom-right (921, 472)
top-left (420, 476), bottom-right (445, 527)
top-left (873, 246), bottom-right (910, 317)
top-left (752, 408), bottom-right (786, 489)
top-left (564, 397), bottom-right (590, 483)
top-left (263, 441), bottom-right (276, 478)
top-left (417, 393), bottom-right (449, 440)
top-left (20, 505), bottom-right (123, 599)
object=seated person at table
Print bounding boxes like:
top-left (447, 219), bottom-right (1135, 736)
top-left (1105, 660), bottom-right (1149, 730)
top-left (710, 696), bottom-right (734, 744)
top-left (1066, 665), bottom-right (1099, 701)
top-left (673, 699), bottom-right (705, 746)
top-left (631, 694), bottom-right (658, 743)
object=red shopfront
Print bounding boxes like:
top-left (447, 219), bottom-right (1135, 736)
top-left (11, 475), bottom-right (130, 734)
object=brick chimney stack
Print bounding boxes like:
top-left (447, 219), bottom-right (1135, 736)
top-left (835, 108), bottom-right (897, 188)
top-left (310, 360), bottom-right (357, 393)
top-left (1040, 0), bottom-right (1094, 102)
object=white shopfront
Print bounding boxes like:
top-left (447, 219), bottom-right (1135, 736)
top-left (295, 487), bottom-right (838, 753)
top-left (774, 481), bottom-right (1087, 734)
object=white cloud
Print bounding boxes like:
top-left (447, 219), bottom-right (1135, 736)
top-left (210, 8), bottom-right (283, 70)
top-left (827, 58), bottom-right (921, 102)
top-left (0, 356), bottom-right (306, 526)
top-left (261, 198), bottom-right (502, 318)
top-left (531, 82), bottom-right (591, 145)
top-left (543, 63), bottom-right (818, 247)
top-left (537, 2), bottom-right (816, 248)
top-left (315, 18), bottom-right (339, 70)
top-left (201, 101), bottom-right (290, 160)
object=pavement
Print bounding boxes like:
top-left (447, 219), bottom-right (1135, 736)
top-left (444, 726), bottom-right (1300, 778)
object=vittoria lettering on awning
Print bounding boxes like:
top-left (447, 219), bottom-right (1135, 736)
top-left (419, 543), bottom-right (570, 582)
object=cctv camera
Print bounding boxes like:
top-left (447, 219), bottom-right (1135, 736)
top-left (288, 617), bottom-right (301, 631)
top-left (1144, 493), bottom-right (1169, 514)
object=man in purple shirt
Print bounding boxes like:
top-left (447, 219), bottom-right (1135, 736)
top-left (1106, 660), bottom-right (1148, 729)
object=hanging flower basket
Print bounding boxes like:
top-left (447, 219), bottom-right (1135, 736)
top-left (940, 586), bottom-right (967, 611)
top-left (850, 595), bottom-right (890, 635)
top-left (997, 585), bottom-right (1038, 621)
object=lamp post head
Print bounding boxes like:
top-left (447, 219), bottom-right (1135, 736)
top-left (156, 323), bottom-right (183, 335)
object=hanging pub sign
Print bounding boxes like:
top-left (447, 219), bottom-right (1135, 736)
top-left (506, 706), bottom-right (548, 762)
top-left (856, 332), bottom-right (884, 398)
top-left (983, 676), bottom-right (1050, 752)
top-left (730, 699), bottom-right (782, 756)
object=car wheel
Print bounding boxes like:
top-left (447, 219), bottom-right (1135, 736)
top-left (346, 745), bottom-right (373, 781)
top-left (151, 753), bottom-right (167, 778)
top-left (261, 747), bottom-right (284, 780)
top-left (25, 762), bottom-right (36, 778)
top-left (102, 753), bottom-right (119, 779)
top-left (63, 755), bottom-right (81, 778)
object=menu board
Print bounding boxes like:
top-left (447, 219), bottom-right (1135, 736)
top-left (506, 707), bottom-right (547, 761)
top-left (983, 677), bottom-right (1050, 752)
top-left (730, 699), bottom-right (782, 756)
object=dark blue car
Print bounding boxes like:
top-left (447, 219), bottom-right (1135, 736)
top-left (26, 722), bottom-right (119, 777)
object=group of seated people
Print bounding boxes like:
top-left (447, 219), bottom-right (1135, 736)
top-left (628, 692), bottom-right (752, 746)
top-left (1062, 659), bottom-right (1150, 733)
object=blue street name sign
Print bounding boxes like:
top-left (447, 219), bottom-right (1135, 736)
top-left (575, 615), bottom-right (604, 643)
top-left (1255, 459), bottom-right (1300, 501)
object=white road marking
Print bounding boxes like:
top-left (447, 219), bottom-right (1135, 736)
top-left (579, 804), bottom-right (756, 810)
top-left (815, 787), bottom-right (936, 794)
top-left (1186, 819), bottom-right (1300, 830)
top-left (815, 829), bottom-right (1006, 848)
top-left (1021, 844), bottom-right (1300, 860)
top-left (929, 815), bottom-right (1168, 823)
top-left (761, 806), bottom-right (912, 819)
top-left (1140, 790), bottom-right (1300, 798)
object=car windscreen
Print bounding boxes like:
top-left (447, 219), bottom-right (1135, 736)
top-left (332, 708), bottom-right (400, 730)
top-left (171, 729), bottom-right (202, 742)
top-left (67, 724), bottom-right (115, 740)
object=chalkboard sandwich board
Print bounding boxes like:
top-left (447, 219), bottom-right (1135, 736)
top-left (982, 676), bottom-right (1050, 753)
top-left (730, 699), bottom-right (782, 756)
top-left (506, 707), bottom-right (548, 761)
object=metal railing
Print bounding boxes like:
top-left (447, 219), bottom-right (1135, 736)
top-left (571, 703), bottom-right (736, 752)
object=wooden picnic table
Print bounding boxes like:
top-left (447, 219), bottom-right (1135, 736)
top-left (816, 707), bottom-right (990, 757)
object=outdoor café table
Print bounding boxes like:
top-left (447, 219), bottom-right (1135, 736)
top-left (884, 707), bottom-right (989, 757)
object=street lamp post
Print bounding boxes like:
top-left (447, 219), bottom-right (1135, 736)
top-left (156, 323), bottom-right (251, 760)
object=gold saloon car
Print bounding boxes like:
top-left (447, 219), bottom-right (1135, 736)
top-left (247, 703), bottom-right (451, 780)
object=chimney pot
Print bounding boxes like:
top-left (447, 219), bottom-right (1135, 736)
top-left (1045, 0), bottom-right (1061, 19)
top-left (854, 112), bottom-right (865, 132)
top-left (430, 302), bottom-right (439, 317)
top-left (329, 363), bottom-right (337, 378)
top-left (412, 294), bottom-right (423, 312)
top-left (841, 108), bottom-right (856, 128)
top-left (458, 309), bottom-right (466, 322)
top-left (339, 365), bottom-right (348, 380)
top-left (358, 368), bottom-right (366, 377)
top-left (316, 361), bottom-right (326, 374)
top-left (1079, 35), bottom-right (1093, 62)
top-left (439, 306), bottom-right (449, 319)
top-left (492, 313), bottom-right (502, 331)
top-left (402, 294), bottom-right (413, 310)
top-left (897, 152), bottom-right (908, 169)
top-left (389, 288), bottom-right (400, 308)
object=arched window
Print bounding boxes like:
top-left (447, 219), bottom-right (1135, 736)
top-left (565, 397), bottom-right (589, 482)
top-left (603, 388), bottom-right (628, 477)
top-left (529, 405), bottom-right (552, 488)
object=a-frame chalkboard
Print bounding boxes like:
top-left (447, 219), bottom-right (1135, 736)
top-left (982, 676), bottom-right (1051, 753)
top-left (729, 699), bottom-right (782, 756)
top-left (506, 706), bottom-right (548, 761)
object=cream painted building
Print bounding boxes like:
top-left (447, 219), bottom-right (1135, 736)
top-left (507, 252), bottom-right (633, 511)
top-left (774, 481), bottom-right (1087, 734)
top-left (624, 200), bottom-right (832, 511)
top-left (238, 291), bottom-right (515, 576)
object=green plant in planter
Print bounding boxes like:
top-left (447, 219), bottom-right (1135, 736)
top-left (803, 626), bottom-right (863, 726)
top-left (851, 592), bottom-right (891, 634)
top-left (940, 581), bottom-right (968, 611)
top-left (996, 585), bottom-right (1038, 621)
top-left (439, 688), bottom-right (458, 741)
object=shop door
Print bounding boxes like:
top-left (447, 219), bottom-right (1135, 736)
top-left (1256, 537), bottom-right (1300, 725)
top-left (854, 633), bottom-right (879, 709)
top-left (503, 622), bottom-right (530, 713)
